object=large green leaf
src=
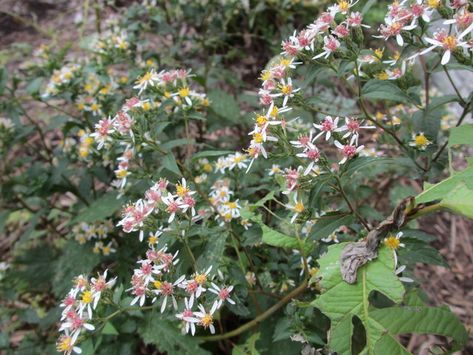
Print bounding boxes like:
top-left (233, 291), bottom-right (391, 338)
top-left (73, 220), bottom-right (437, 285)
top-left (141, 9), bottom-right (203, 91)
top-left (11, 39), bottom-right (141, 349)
top-left (362, 80), bottom-right (412, 104)
top-left (53, 241), bottom-right (101, 297)
top-left (208, 90), bottom-right (240, 123)
top-left (311, 244), bottom-right (404, 354)
top-left (448, 123), bottom-right (473, 147)
top-left (309, 213), bottom-right (354, 240)
top-left (416, 166), bottom-right (473, 219)
top-left (371, 305), bottom-right (468, 353)
top-left (196, 230), bottom-right (228, 271)
top-left (72, 191), bottom-right (124, 224)
top-left (241, 208), bottom-right (312, 252)
top-left (140, 316), bottom-right (209, 355)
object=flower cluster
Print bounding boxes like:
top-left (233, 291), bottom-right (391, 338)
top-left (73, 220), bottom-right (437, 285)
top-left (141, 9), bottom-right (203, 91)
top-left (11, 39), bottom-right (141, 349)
top-left (208, 179), bottom-right (243, 226)
top-left (128, 244), bottom-right (234, 335)
top-left (132, 68), bottom-right (208, 109)
top-left (214, 152), bottom-right (250, 174)
top-left (117, 178), bottom-right (197, 240)
top-left (91, 68), bottom-right (208, 191)
top-left (57, 271), bottom-right (116, 355)
top-left (94, 29), bottom-right (131, 54)
top-left (71, 221), bottom-right (117, 256)
top-left (42, 63), bottom-right (81, 98)
top-left (376, 0), bottom-right (473, 65)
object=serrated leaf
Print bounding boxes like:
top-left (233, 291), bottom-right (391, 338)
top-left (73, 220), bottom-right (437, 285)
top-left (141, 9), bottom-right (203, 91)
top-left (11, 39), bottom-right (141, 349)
top-left (362, 80), bottom-right (412, 104)
top-left (208, 90), bottom-right (240, 123)
top-left (241, 209), bottom-right (312, 252)
top-left (311, 244), bottom-right (404, 355)
top-left (310, 214), bottom-right (354, 240)
top-left (371, 305), bottom-right (468, 353)
top-left (416, 165), bottom-right (473, 204)
top-left (161, 153), bottom-right (181, 175)
top-left (428, 95), bottom-right (459, 111)
top-left (448, 123), bottom-right (473, 147)
top-left (102, 322), bottom-right (119, 335)
top-left (140, 316), bottom-right (209, 355)
top-left (72, 191), bottom-right (124, 224)
top-left (53, 241), bottom-right (101, 297)
top-left (416, 166), bottom-right (473, 220)
top-left (196, 230), bottom-right (228, 271)
top-left (233, 333), bottom-right (261, 355)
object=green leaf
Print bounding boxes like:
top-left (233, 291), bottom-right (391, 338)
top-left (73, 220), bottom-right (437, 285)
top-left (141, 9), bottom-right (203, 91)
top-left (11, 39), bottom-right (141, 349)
top-left (250, 191), bottom-right (275, 207)
top-left (102, 322), bottom-right (119, 335)
top-left (53, 241), bottom-right (101, 297)
top-left (161, 153), bottom-right (181, 175)
top-left (72, 191), bottom-right (124, 224)
top-left (261, 224), bottom-right (308, 250)
top-left (191, 150), bottom-right (234, 160)
top-left (362, 80), bottom-right (412, 104)
top-left (416, 165), bottom-right (473, 203)
top-left (440, 182), bottom-right (473, 219)
top-left (140, 316), bottom-right (209, 355)
top-left (196, 230), bottom-right (228, 271)
top-left (416, 166), bottom-right (473, 220)
top-left (311, 244), bottom-right (404, 354)
top-left (208, 90), bottom-right (240, 123)
top-left (371, 305), bottom-right (468, 353)
top-left (448, 123), bottom-right (473, 147)
top-left (241, 209), bottom-right (312, 252)
top-left (161, 138), bottom-right (195, 150)
top-left (26, 77), bottom-right (44, 95)
top-left (310, 214), bottom-right (354, 240)
top-left (233, 333), bottom-right (261, 355)
top-left (428, 95), bottom-right (459, 111)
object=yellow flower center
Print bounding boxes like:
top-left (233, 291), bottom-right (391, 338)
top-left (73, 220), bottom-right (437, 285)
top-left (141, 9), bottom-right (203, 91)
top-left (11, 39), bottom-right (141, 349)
top-left (442, 36), bottom-right (457, 50)
top-left (281, 84), bottom-right (292, 95)
top-left (256, 115), bottom-right (267, 126)
top-left (294, 201), bottom-right (304, 213)
top-left (142, 102), bottom-right (151, 111)
top-left (81, 290), bottom-right (93, 304)
top-left (374, 48), bottom-right (384, 60)
top-left (178, 87), bottom-right (190, 98)
top-left (260, 71), bottom-right (272, 81)
top-left (148, 235), bottom-right (158, 244)
top-left (57, 336), bottom-right (73, 352)
top-left (427, 0), bottom-right (440, 8)
top-left (176, 184), bottom-right (189, 197)
top-left (270, 106), bottom-right (279, 118)
top-left (195, 274), bottom-right (207, 284)
top-left (338, 0), bottom-right (349, 12)
top-left (227, 202), bottom-right (237, 209)
top-left (201, 314), bottom-right (213, 327)
top-left (154, 280), bottom-right (162, 289)
top-left (376, 72), bottom-right (389, 80)
top-left (415, 134), bottom-right (428, 147)
top-left (280, 59), bottom-right (291, 67)
top-left (203, 163), bottom-right (212, 172)
top-left (384, 235), bottom-right (400, 250)
top-left (90, 103), bottom-right (99, 111)
top-left (253, 133), bottom-right (264, 144)
top-left (138, 72), bottom-right (153, 84)
top-left (116, 170), bottom-right (128, 179)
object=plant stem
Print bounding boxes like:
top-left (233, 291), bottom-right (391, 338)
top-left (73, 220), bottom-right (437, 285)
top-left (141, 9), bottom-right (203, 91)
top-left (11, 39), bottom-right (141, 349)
top-left (198, 280), bottom-right (308, 341)
top-left (335, 176), bottom-right (370, 231)
top-left (432, 100), bottom-right (471, 163)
